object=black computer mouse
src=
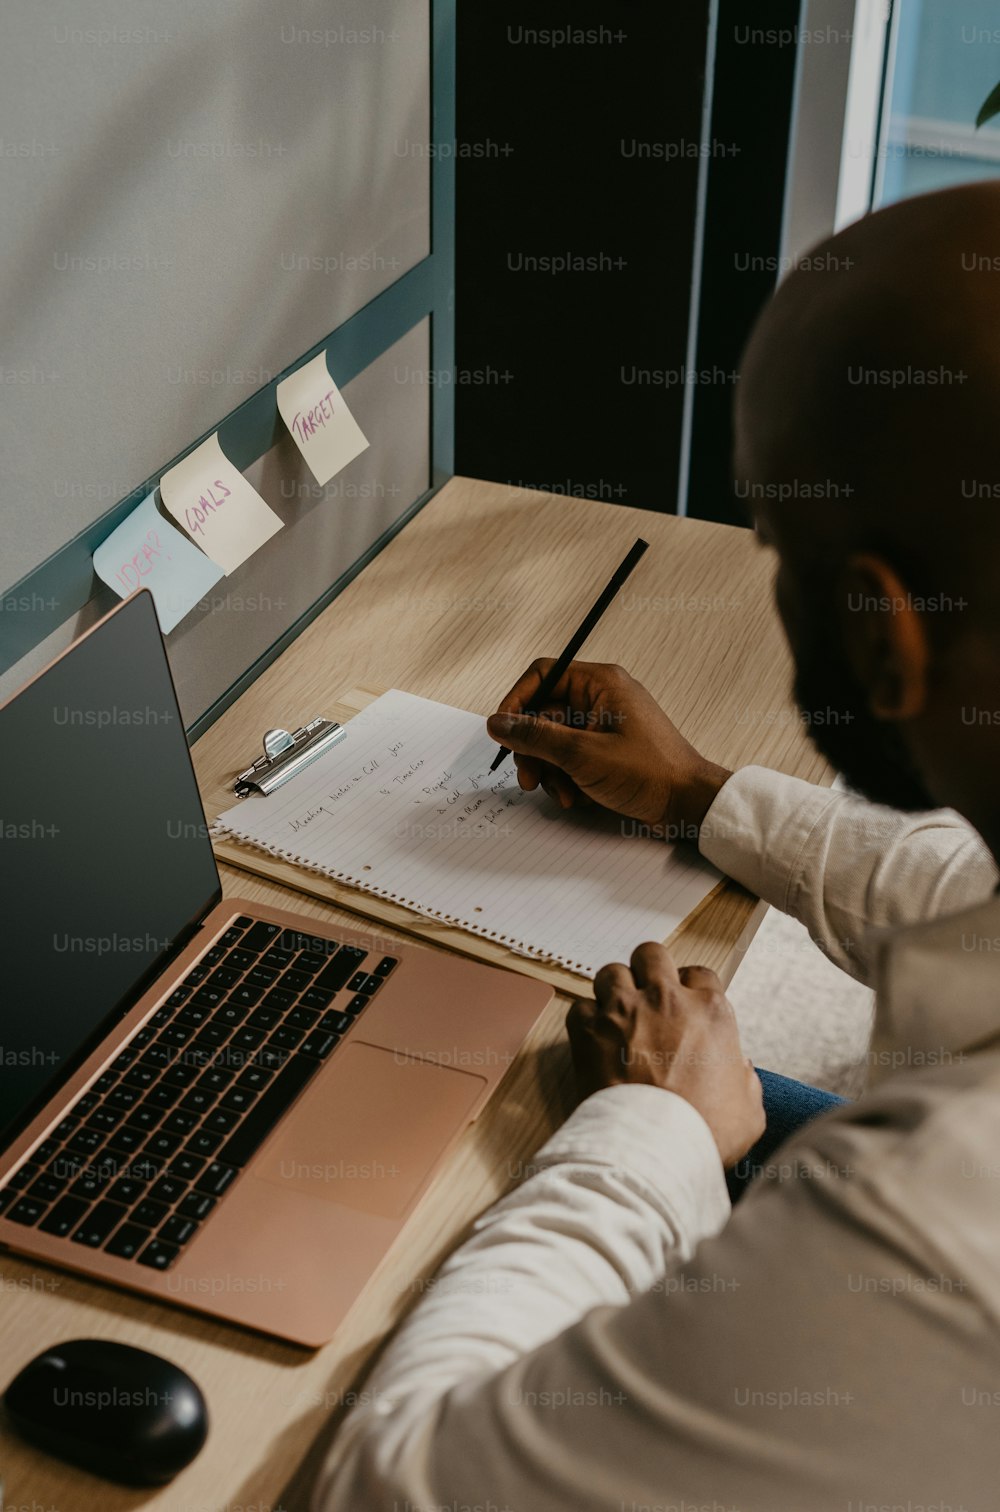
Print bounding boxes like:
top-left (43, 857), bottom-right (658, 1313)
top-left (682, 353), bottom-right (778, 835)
top-left (3, 1337), bottom-right (209, 1485)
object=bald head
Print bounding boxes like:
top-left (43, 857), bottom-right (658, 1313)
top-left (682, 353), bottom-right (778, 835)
top-left (735, 182), bottom-right (1000, 602)
top-left (733, 184), bottom-right (1000, 844)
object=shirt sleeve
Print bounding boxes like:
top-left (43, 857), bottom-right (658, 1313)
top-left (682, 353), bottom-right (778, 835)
top-left (313, 1077), bottom-right (999, 1512)
top-left (311, 1083), bottom-right (730, 1509)
top-left (697, 766), bottom-right (997, 984)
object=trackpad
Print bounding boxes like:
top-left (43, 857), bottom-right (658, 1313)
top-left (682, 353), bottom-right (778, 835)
top-left (252, 1042), bottom-right (487, 1220)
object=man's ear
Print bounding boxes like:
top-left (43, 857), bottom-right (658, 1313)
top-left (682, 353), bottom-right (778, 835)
top-left (836, 553), bottom-right (931, 720)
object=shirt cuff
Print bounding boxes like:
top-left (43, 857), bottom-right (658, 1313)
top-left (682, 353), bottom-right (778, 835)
top-left (698, 765), bottom-right (842, 911)
top-left (528, 1083), bottom-right (732, 1248)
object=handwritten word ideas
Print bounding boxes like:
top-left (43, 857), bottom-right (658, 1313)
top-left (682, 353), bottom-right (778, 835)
top-left (160, 432), bottom-right (282, 575)
top-left (276, 352), bottom-right (368, 485)
top-left (92, 492), bottom-right (223, 633)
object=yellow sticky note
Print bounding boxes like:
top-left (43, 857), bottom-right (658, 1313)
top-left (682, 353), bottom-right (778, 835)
top-left (160, 433), bottom-right (283, 576)
top-left (276, 352), bottom-right (369, 486)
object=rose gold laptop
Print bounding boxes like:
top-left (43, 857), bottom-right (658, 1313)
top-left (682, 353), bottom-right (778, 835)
top-left (0, 592), bottom-right (552, 1346)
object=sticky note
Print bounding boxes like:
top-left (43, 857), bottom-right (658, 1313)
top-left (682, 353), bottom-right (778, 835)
top-left (160, 433), bottom-right (283, 576)
top-left (276, 352), bottom-right (369, 485)
top-left (93, 492), bottom-right (224, 634)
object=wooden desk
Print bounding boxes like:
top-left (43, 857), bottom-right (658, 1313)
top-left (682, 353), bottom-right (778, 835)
top-left (0, 478), bottom-right (829, 1510)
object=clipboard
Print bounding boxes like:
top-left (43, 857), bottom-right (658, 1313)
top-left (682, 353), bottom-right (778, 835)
top-left (211, 684), bottom-right (730, 998)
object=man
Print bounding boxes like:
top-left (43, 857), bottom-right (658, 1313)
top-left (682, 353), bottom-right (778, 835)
top-left (314, 184), bottom-right (1000, 1510)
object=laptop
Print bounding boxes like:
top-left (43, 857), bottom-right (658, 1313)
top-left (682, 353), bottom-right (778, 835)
top-left (0, 591), bottom-right (552, 1345)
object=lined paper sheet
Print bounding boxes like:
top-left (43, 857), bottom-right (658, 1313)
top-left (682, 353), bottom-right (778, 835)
top-left (213, 690), bottom-right (721, 978)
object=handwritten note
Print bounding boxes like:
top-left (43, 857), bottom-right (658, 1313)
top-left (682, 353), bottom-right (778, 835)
top-left (160, 433), bottom-right (283, 576)
top-left (213, 690), bottom-right (721, 978)
top-left (276, 352), bottom-right (369, 486)
top-left (93, 492), bottom-right (223, 633)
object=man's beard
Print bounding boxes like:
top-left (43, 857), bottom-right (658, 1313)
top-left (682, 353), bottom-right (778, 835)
top-left (792, 616), bottom-right (937, 812)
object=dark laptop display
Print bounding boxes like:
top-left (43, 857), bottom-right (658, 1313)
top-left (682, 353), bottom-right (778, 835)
top-left (0, 593), bottom-right (220, 1146)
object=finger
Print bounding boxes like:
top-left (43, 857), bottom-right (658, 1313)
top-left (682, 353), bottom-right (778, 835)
top-left (486, 709), bottom-right (590, 774)
top-left (630, 941), bottom-right (681, 991)
top-left (593, 961), bottom-right (634, 1007)
top-left (512, 753), bottom-right (543, 791)
top-left (677, 965), bottom-right (724, 994)
top-left (494, 658), bottom-right (559, 717)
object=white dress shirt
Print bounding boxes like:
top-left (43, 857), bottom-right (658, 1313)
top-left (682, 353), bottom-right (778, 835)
top-left (313, 768), bottom-right (1000, 1512)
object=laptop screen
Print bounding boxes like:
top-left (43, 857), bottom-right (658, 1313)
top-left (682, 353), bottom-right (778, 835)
top-left (0, 591), bottom-right (221, 1147)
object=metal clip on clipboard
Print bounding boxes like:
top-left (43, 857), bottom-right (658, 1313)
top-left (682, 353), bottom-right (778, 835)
top-left (233, 718), bottom-right (347, 797)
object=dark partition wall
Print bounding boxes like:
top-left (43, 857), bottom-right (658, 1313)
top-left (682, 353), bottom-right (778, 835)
top-left (455, 3), bottom-right (713, 513)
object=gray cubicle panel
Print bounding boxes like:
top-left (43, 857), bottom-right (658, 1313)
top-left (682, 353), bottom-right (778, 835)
top-left (0, 0), bottom-right (453, 730)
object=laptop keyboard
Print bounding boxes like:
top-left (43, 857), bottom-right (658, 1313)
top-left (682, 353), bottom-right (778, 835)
top-left (0, 917), bottom-right (397, 1272)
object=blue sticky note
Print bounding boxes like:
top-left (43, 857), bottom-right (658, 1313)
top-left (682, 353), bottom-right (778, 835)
top-left (93, 492), bottom-right (223, 634)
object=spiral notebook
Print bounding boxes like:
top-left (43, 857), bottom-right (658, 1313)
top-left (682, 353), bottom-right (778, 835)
top-left (211, 689), bottom-right (721, 979)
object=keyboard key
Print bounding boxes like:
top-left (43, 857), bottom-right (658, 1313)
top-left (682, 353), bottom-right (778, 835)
top-left (51, 1115), bottom-right (79, 1141)
top-left (299, 1031), bottom-right (339, 1061)
top-left (9, 1162), bottom-right (39, 1191)
top-left (241, 921), bottom-right (280, 953)
top-left (261, 987), bottom-right (296, 1011)
top-left (280, 968), bottom-right (311, 993)
top-left (261, 949), bottom-right (296, 974)
top-left (150, 1176), bottom-right (187, 1206)
top-left (106, 1084), bottom-right (142, 1111)
top-left (244, 965), bottom-right (278, 989)
top-left (270, 1025), bottom-right (305, 1051)
top-left (28, 1173), bottom-right (67, 1204)
top-left (182, 963), bottom-right (210, 986)
top-left (147, 1085), bottom-right (182, 1111)
top-left (148, 1005), bottom-right (173, 1027)
top-left (85, 1108), bottom-right (122, 1133)
top-left (374, 956), bottom-right (399, 976)
top-left (70, 1169), bottom-right (114, 1202)
top-left (237, 1065), bottom-right (274, 1092)
top-left (72, 1201), bottom-right (127, 1247)
top-left (207, 966), bottom-right (241, 990)
top-left (230, 985), bottom-right (263, 1010)
top-left (105, 1223), bottom-right (148, 1260)
top-left (109, 1176), bottom-right (147, 1206)
top-left (252, 1045), bottom-right (290, 1073)
top-left (176, 1002), bottom-right (212, 1027)
top-left (38, 1195), bottom-right (88, 1237)
top-left (220, 925), bottom-right (245, 945)
top-left (140, 1044), bottom-right (172, 1069)
top-left (347, 972), bottom-right (368, 993)
top-left (7, 1196), bottom-right (47, 1226)
top-left (315, 947), bottom-right (367, 994)
top-left (178, 1191), bottom-right (215, 1222)
top-left (300, 987), bottom-right (335, 1011)
top-left (166, 986), bottom-right (191, 1006)
top-left (105, 1125), bottom-right (145, 1154)
top-left (234, 915), bottom-right (253, 929)
top-left (180, 1089), bottom-right (217, 1116)
top-left (204, 1108), bottom-right (238, 1134)
top-left (162, 1109), bottom-right (199, 1137)
top-left (163, 1062), bottom-right (198, 1090)
top-left (247, 1005), bottom-right (281, 1030)
top-left (132, 1199), bottom-right (168, 1228)
top-left (137, 1238), bottom-right (179, 1270)
top-left (0, 1188), bottom-right (14, 1214)
top-left (131, 1026), bottom-right (156, 1048)
top-left (231, 1027), bottom-right (264, 1051)
top-left (168, 1153), bottom-right (205, 1183)
top-left (49, 1152), bottom-right (87, 1182)
top-left (319, 1011), bottom-right (351, 1035)
top-left (92, 1071), bottom-right (118, 1094)
top-left (66, 1128), bottom-right (103, 1154)
top-left (159, 1214), bottom-right (197, 1246)
top-left (185, 1129), bottom-right (222, 1158)
top-left (159, 1025), bottom-right (193, 1047)
top-left (216, 1004), bottom-right (248, 1029)
top-left (35, 1140), bottom-right (60, 1164)
top-left (194, 1023), bottom-right (231, 1048)
top-left (224, 948), bottom-right (257, 972)
top-left (70, 1092), bottom-right (99, 1118)
top-left (360, 974), bottom-right (385, 996)
top-left (219, 1086), bottom-right (257, 1115)
top-left (109, 1050), bottom-right (136, 1072)
top-left (196, 1161), bottom-right (237, 1197)
top-left (285, 1006), bottom-right (319, 1031)
top-left (191, 986), bottom-right (226, 1009)
top-left (296, 951), bottom-right (328, 974)
top-left (199, 1066), bottom-right (235, 1093)
top-left (346, 995), bottom-right (370, 1016)
top-left (221, 1055), bottom-right (320, 1167)
top-left (122, 1064), bottom-right (157, 1091)
top-left (203, 945), bottom-right (227, 966)
top-left (286, 930), bottom-right (339, 956)
top-left (145, 1132), bottom-right (181, 1160)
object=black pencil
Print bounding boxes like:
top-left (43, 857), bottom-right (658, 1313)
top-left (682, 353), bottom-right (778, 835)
top-left (489, 536), bottom-right (649, 772)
